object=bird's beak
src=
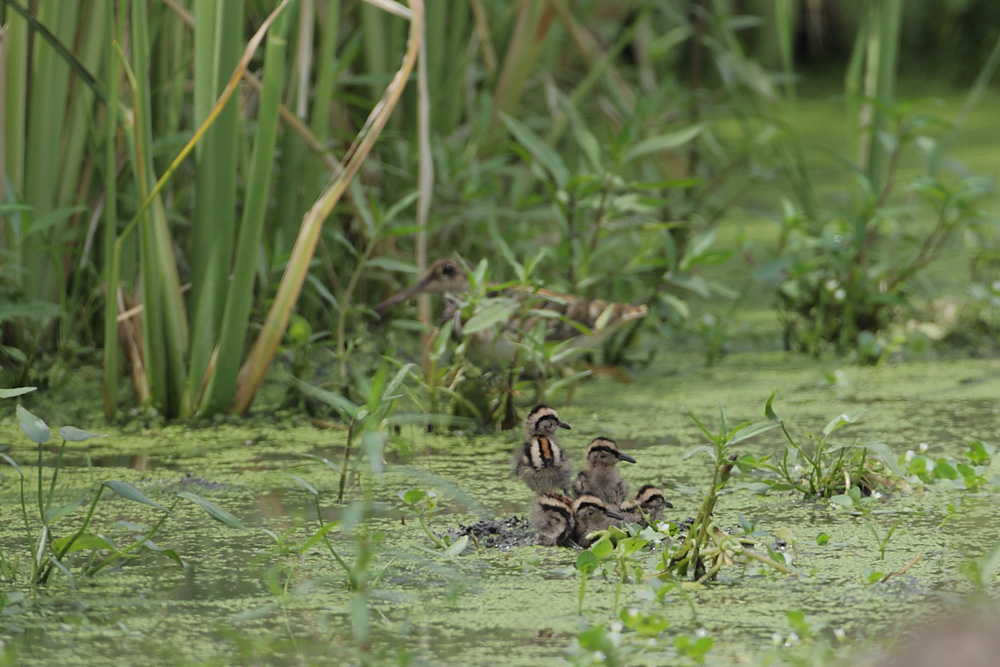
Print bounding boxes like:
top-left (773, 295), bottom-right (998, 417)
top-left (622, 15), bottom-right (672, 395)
top-left (558, 421), bottom-right (571, 430)
top-left (663, 500), bottom-right (674, 509)
top-left (605, 507), bottom-right (625, 520)
top-left (616, 452), bottom-right (636, 464)
top-left (375, 277), bottom-right (432, 314)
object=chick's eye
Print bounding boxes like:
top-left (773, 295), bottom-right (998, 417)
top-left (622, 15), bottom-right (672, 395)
top-left (442, 263), bottom-right (455, 276)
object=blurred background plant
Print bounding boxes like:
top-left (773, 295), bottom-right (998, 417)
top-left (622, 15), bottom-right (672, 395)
top-left (1, 0), bottom-right (998, 426)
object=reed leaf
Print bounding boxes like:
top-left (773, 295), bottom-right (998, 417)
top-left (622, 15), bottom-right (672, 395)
top-left (186, 0), bottom-right (242, 409)
top-left (199, 1), bottom-right (293, 415)
top-left (233, 0), bottom-right (425, 414)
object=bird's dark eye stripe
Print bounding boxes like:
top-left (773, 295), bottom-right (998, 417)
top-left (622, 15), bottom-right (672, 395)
top-left (442, 263), bottom-right (455, 275)
top-left (589, 445), bottom-right (618, 456)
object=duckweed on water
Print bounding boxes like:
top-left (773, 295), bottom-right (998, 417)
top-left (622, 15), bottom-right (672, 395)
top-left (2, 354), bottom-right (1000, 665)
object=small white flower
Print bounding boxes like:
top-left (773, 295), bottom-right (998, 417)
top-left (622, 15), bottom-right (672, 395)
top-left (771, 632), bottom-right (783, 646)
top-left (872, 491), bottom-right (883, 500)
top-left (834, 628), bottom-right (846, 642)
top-left (594, 651), bottom-right (606, 663)
top-left (919, 443), bottom-right (929, 453)
top-left (834, 288), bottom-right (846, 301)
top-left (904, 450), bottom-right (915, 462)
top-left (695, 627), bottom-right (708, 638)
top-left (611, 622), bottom-right (624, 633)
top-left (785, 632), bottom-right (799, 646)
top-left (825, 279), bottom-right (840, 292)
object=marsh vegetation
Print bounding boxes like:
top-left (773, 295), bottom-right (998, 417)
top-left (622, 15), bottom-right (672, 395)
top-left (2, 0), bottom-right (1000, 664)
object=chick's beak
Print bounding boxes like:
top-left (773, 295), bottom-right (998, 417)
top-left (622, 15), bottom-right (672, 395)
top-left (617, 452), bottom-right (636, 464)
top-left (558, 420), bottom-right (571, 430)
top-left (374, 277), bottom-right (431, 314)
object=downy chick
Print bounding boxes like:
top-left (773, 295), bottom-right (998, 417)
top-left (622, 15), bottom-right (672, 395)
top-left (573, 437), bottom-right (636, 505)
top-left (530, 493), bottom-right (576, 547)
top-left (513, 405), bottom-right (573, 495)
top-left (572, 494), bottom-right (625, 547)
top-left (620, 484), bottom-right (673, 527)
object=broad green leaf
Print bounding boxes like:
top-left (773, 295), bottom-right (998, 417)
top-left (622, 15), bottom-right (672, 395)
top-left (575, 549), bottom-right (600, 574)
top-left (43, 497), bottom-right (86, 525)
top-left (105, 481), bottom-right (168, 512)
top-left (499, 113), bottom-right (569, 187)
top-left (816, 532), bottom-right (830, 546)
top-left (59, 426), bottom-right (105, 442)
top-left (178, 491), bottom-right (248, 530)
top-left (401, 488), bottom-right (427, 505)
top-left (444, 534), bottom-right (469, 557)
top-left (623, 123), bottom-right (704, 163)
top-left (933, 459), bottom-right (958, 480)
top-left (822, 409), bottom-right (865, 437)
top-left (861, 442), bottom-right (904, 478)
top-left (589, 538), bottom-right (614, 559)
top-left (0, 386), bottom-right (36, 399)
top-left (830, 494), bottom-right (854, 508)
top-left (462, 301), bottom-right (516, 335)
top-left (17, 404), bottom-right (50, 445)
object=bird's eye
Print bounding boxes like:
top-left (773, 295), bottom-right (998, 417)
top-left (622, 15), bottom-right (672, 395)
top-left (442, 263), bottom-right (455, 276)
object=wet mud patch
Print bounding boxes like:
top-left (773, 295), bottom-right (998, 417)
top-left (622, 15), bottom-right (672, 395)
top-left (442, 514), bottom-right (537, 549)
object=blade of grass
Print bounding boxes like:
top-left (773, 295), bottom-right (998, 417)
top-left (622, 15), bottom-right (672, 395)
top-left (199, 0), bottom-right (293, 414)
top-left (233, 0), bottom-right (425, 414)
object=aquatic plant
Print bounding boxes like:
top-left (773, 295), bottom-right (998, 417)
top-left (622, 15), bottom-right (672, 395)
top-left (904, 440), bottom-right (999, 492)
top-left (751, 391), bottom-right (906, 499)
top-left (665, 404), bottom-right (784, 581)
top-left (0, 398), bottom-right (244, 593)
top-left (291, 359), bottom-right (415, 502)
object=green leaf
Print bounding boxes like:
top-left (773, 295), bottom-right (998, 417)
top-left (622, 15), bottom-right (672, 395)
top-left (52, 532), bottom-right (121, 554)
top-left (58, 426), bottom-right (105, 442)
top-left (728, 421), bottom-right (781, 445)
top-left (297, 521), bottom-right (342, 555)
top-left (822, 409), bottom-right (865, 437)
top-left (178, 491), bottom-right (247, 530)
top-left (623, 123), bottom-right (705, 163)
top-left (17, 404), bottom-right (50, 445)
top-left (43, 497), bottom-right (87, 525)
top-left (0, 386), bottom-right (36, 399)
top-left (105, 481), bottom-right (168, 512)
top-left (816, 532), bottom-right (830, 546)
top-left (861, 442), bottom-right (904, 478)
top-left (830, 494), bottom-right (854, 508)
top-left (0, 452), bottom-right (24, 477)
top-left (444, 534), bottom-right (469, 557)
top-left (290, 378), bottom-right (359, 420)
top-left (287, 475), bottom-right (319, 496)
top-left (400, 488), bottom-right (427, 506)
top-left (933, 459), bottom-right (958, 480)
top-left (764, 389), bottom-right (779, 421)
top-left (589, 538), bottom-right (614, 559)
top-left (462, 301), bottom-right (517, 335)
top-left (576, 549), bottom-right (600, 574)
top-left (499, 113), bottom-right (569, 187)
